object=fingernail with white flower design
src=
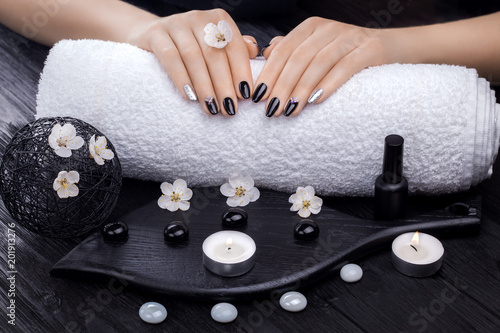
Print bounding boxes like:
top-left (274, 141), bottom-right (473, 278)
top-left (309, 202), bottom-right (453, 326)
top-left (158, 179), bottom-right (193, 212)
top-left (220, 174), bottom-right (260, 207)
top-left (289, 186), bottom-right (323, 218)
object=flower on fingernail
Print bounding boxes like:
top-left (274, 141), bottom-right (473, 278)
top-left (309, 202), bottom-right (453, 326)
top-left (89, 135), bottom-right (114, 165)
top-left (53, 170), bottom-right (80, 199)
top-left (289, 186), bottom-right (323, 218)
top-left (220, 174), bottom-right (260, 207)
top-left (204, 20), bottom-right (233, 49)
top-left (158, 179), bottom-right (193, 212)
top-left (48, 123), bottom-right (84, 157)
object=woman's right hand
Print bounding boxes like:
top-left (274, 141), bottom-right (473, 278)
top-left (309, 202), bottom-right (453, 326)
top-left (128, 8), bottom-right (259, 116)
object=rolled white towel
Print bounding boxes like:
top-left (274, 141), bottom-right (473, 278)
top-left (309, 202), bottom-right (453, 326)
top-left (36, 40), bottom-right (500, 196)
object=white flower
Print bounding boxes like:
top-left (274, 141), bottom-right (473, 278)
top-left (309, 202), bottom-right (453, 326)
top-left (53, 171), bottom-right (80, 199)
top-left (158, 179), bottom-right (193, 212)
top-left (89, 135), bottom-right (115, 165)
top-left (48, 123), bottom-right (84, 157)
top-left (220, 174), bottom-right (260, 207)
top-left (289, 186), bottom-right (323, 218)
top-left (204, 20), bottom-right (233, 49)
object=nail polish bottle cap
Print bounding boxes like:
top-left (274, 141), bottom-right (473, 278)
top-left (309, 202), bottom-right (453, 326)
top-left (382, 134), bottom-right (404, 184)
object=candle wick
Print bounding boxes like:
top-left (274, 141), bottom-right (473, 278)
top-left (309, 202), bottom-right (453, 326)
top-left (410, 244), bottom-right (418, 252)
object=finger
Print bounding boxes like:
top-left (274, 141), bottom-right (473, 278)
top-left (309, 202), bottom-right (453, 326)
top-left (310, 41), bottom-right (380, 106)
top-left (253, 33), bottom-right (309, 103)
top-left (149, 32), bottom-right (198, 103)
top-left (222, 23), bottom-right (254, 101)
top-left (170, 29), bottom-right (220, 115)
top-left (261, 36), bottom-right (284, 59)
top-left (242, 35), bottom-right (259, 59)
top-left (264, 31), bottom-right (334, 117)
top-left (285, 31), bottom-right (360, 116)
top-left (197, 25), bottom-right (238, 116)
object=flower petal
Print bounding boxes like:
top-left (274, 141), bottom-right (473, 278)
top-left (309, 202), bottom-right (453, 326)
top-left (290, 202), bottom-right (301, 212)
top-left (229, 174), bottom-right (244, 188)
top-left (298, 208), bottom-right (311, 218)
top-left (220, 183), bottom-right (236, 197)
top-left (157, 195), bottom-right (172, 209)
top-left (173, 179), bottom-right (187, 193)
top-left (226, 196), bottom-right (241, 207)
top-left (55, 147), bottom-right (72, 158)
top-left (160, 182), bottom-right (174, 195)
top-left (57, 187), bottom-right (69, 199)
top-left (99, 149), bottom-right (114, 161)
top-left (310, 196), bottom-right (323, 209)
top-left (165, 201), bottom-right (179, 212)
top-left (218, 20), bottom-right (232, 42)
top-left (67, 184), bottom-right (79, 197)
top-left (60, 124), bottom-right (76, 140)
top-left (96, 136), bottom-right (107, 147)
top-left (247, 187), bottom-right (260, 202)
top-left (180, 188), bottom-right (193, 200)
top-left (48, 134), bottom-right (59, 150)
top-left (66, 136), bottom-right (84, 150)
top-left (178, 200), bottom-right (190, 211)
top-left (288, 193), bottom-right (298, 203)
top-left (67, 171), bottom-right (80, 184)
top-left (238, 195), bottom-right (251, 207)
top-left (204, 34), bottom-right (218, 47)
top-left (309, 206), bottom-right (321, 215)
top-left (89, 134), bottom-right (96, 146)
top-left (51, 123), bottom-right (62, 136)
top-left (204, 23), bottom-right (218, 35)
top-left (213, 41), bottom-right (227, 49)
top-left (305, 186), bottom-right (315, 197)
top-left (53, 179), bottom-right (61, 191)
top-left (94, 155), bottom-right (105, 165)
top-left (57, 170), bottom-right (68, 180)
top-left (241, 175), bottom-right (254, 190)
top-left (89, 143), bottom-right (96, 158)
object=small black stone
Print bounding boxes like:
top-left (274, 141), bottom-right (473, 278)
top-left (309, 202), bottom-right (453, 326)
top-left (164, 221), bottom-right (189, 242)
top-left (221, 208), bottom-right (248, 228)
top-left (102, 221), bottom-right (129, 242)
top-left (448, 203), bottom-right (478, 216)
top-left (294, 220), bottom-right (319, 241)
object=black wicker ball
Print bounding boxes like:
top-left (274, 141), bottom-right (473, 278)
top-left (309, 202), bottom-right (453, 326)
top-left (0, 117), bottom-right (122, 238)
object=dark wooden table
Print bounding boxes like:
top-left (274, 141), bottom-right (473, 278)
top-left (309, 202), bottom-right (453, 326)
top-left (1, 2), bottom-right (500, 332)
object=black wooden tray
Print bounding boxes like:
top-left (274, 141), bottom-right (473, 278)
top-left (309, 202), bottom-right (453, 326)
top-left (51, 187), bottom-right (480, 301)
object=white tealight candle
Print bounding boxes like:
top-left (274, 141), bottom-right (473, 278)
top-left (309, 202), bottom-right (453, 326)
top-left (392, 231), bottom-right (444, 277)
top-left (202, 231), bottom-right (256, 277)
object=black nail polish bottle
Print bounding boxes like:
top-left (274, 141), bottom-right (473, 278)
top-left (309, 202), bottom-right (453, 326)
top-left (374, 134), bottom-right (408, 220)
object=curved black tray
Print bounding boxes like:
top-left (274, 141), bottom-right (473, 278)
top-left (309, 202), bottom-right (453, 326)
top-left (51, 188), bottom-right (480, 301)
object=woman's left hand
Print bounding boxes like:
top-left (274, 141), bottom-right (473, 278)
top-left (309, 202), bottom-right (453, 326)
top-left (254, 17), bottom-right (395, 117)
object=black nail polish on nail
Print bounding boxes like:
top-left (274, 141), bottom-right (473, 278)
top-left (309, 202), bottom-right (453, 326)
top-left (223, 97), bottom-right (235, 115)
top-left (284, 97), bottom-right (299, 117)
top-left (252, 83), bottom-right (267, 103)
top-left (239, 81), bottom-right (250, 99)
top-left (266, 97), bottom-right (280, 117)
top-left (205, 97), bottom-right (218, 115)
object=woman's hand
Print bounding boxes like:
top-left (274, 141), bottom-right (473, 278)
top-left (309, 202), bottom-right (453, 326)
top-left (255, 17), bottom-right (394, 117)
top-left (129, 8), bottom-right (259, 116)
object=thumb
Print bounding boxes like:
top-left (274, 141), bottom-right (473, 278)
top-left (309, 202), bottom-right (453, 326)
top-left (262, 36), bottom-right (284, 59)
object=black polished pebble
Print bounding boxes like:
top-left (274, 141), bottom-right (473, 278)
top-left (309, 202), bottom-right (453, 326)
top-left (102, 221), bottom-right (129, 242)
top-left (164, 221), bottom-right (189, 242)
top-left (294, 220), bottom-right (320, 241)
top-left (221, 208), bottom-right (248, 228)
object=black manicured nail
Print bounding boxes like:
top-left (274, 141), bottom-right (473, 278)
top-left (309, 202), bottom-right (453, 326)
top-left (284, 97), bottom-right (299, 117)
top-left (205, 97), bottom-right (218, 115)
top-left (239, 81), bottom-right (250, 99)
top-left (252, 83), bottom-right (267, 103)
top-left (266, 97), bottom-right (280, 117)
top-left (223, 97), bottom-right (235, 115)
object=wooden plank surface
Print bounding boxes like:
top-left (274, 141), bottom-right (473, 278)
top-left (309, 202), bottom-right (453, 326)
top-left (2, 2), bottom-right (500, 332)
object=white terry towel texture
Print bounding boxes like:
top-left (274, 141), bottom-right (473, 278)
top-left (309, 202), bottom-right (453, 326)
top-left (36, 40), bottom-right (500, 196)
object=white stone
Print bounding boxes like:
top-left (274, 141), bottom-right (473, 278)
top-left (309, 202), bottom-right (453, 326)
top-left (139, 302), bottom-right (167, 324)
top-left (279, 291), bottom-right (307, 312)
top-left (340, 263), bottom-right (363, 282)
top-left (211, 303), bottom-right (238, 323)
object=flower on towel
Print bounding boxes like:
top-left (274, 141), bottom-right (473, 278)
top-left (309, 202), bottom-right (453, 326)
top-left (220, 174), bottom-right (260, 207)
top-left (158, 179), bottom-right (193, 212)
top-left (204, 20), bottom-right (233, 48)
top-left (289, 186), bottom-right (323, 218)
top-left (53, 170), bottom-right (80, 199)
top-left (89, 135), bottom-right (115, 165)
top-left (48, 123), bottom-right (84, 157)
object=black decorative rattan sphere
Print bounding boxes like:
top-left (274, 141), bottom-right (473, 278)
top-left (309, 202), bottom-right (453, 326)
top-left (0, 117), bottom-right (122, 238)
